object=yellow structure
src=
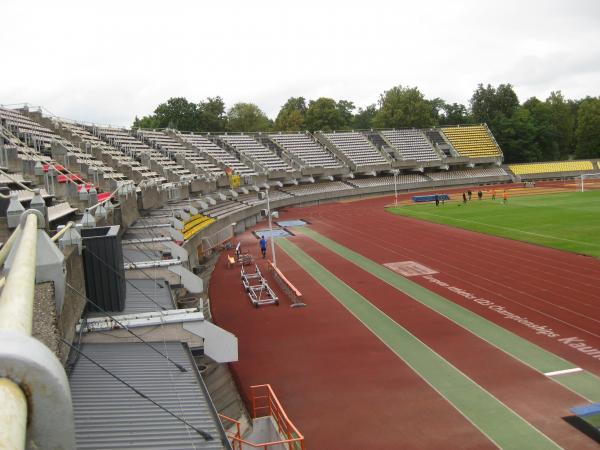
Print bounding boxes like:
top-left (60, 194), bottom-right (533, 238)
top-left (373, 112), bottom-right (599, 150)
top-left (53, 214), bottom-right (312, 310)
top-left (441, 125), bottom-right (502, 158)
top-left (182, 214), bottom-right (215, 241)
top-left (229, 173), bottom-right (241, 188)
top-left (509, 160), bottom-right (595, 175)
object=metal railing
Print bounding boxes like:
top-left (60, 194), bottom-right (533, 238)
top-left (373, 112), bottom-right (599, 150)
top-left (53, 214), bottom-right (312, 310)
top-left (0, 213), bottom-right (38, 448)
top-left (0, 210), bottom-right (75, 449)
top-left (219, 384), bottom-right (305, 450)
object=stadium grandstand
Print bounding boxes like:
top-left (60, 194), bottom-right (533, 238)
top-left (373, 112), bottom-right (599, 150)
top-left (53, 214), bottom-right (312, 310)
top-left (441, 124), bottom-right (503, 159)
top-left (508, 160), bottom-right (597, 176)
top-left (2, 103), bottom-right (600, 450)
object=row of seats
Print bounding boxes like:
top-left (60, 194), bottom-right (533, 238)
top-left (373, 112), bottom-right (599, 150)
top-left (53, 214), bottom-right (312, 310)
top-left (322, 132), bottom-right (389, 168)
top-left (427, 167), bottom-right (508, 181)
top-left (281, 181), bottom-right (353, 196)
top-left (179, 133), bottom-right (257, 176)
top-left (509, 161), bottom-right (596, 175)
top-left (268, 133), bottom-right (343, 169)
top-left (381, 129), bottom-right (441, 162)
top-left (182, 214), bottom-right (215, 241)
top-left (219, 135), bottom-right (294, 173)
top-left (441, 125), bottom-right (502, 158)
top-left (347, 173), bottom-right (429, 188)
top-left (137, 130), bottom-right (223, 180)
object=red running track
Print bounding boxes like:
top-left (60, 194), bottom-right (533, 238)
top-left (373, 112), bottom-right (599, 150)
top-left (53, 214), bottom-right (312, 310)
top-left (210, 189), bottom-right (600, 449)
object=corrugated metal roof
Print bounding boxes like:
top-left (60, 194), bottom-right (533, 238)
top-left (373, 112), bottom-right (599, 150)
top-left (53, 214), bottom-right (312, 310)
top-left (88, 279), bottom-right (174, 317)
top-left (122, 248), bottom-right (164, 263)
top-left (70, 342), bottom-right (230, 449)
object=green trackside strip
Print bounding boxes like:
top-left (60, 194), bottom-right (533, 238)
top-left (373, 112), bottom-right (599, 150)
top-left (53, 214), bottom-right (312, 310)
top-left (294, 227), bottom-right (600, 402)
top-left (277, 238), bottom-right (560, 450)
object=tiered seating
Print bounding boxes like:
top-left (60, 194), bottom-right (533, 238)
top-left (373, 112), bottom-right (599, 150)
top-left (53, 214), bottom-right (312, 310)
top-left (92, 126), bottom-right (151, 157)
top-left (425, 130), bottom-right (447, 147)
top-left (219, 135), bottom-right (293, 172)
top-left (347, 174), bottom-right (429, 188)
top-left (182, 214), bottom-right (215, 241)
top-left (509, 161), bottom-right (595, 175)
top-left (380, 129), bottom-right (440, 162)
top-left (138, 131), bottom-right (225, 179)
top-left (428, 167), bottom-right (509, 181)
top-left (180, 133), bottom-right (256, 176)
top-left (269, 133), bottom-right (342, 169)
top-left (441, 125), bottom-right (502, 158)
top-left (281, 181), bottom-right (353, 197)
top-left (323, 132), bottom-right (388, 168)
top-left (0, 107), bottom-right (56, 150)
top-left (202, 200), bottom-right (251, 219)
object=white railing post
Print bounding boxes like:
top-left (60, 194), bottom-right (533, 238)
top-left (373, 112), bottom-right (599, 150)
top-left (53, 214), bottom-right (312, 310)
top-left (0, 213), bottom-right (38, 334)
top-left (0, 210), bottom-right (75, 449)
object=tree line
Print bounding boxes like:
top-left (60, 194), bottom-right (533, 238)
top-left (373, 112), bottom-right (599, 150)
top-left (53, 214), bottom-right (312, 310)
top-left (132, 84), bottom-right (600, 163)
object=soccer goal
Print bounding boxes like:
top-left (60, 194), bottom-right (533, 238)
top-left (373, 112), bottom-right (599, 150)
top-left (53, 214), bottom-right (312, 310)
top-left (576, 173), bottom-right (600, 192)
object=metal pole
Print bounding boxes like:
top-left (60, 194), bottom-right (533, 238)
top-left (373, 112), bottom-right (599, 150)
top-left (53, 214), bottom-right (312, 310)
top-left (0, 212), bottom-right (38, 449)
top-left (0, 213), bottom-right (39, 334)
top-left (0, 378), bottom-right (27, 450)
top-left (393, 171), bottom-right (398, 206)
top-left (266, 188), bottom-right (276, 266)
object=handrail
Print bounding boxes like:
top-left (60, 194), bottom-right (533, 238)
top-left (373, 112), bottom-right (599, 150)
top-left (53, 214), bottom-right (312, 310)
top-left (0, 168), bottom-right (34, 192)
top-left (87, 181), bottom-right (132, 211)
top-left (0, 213), bottom-right (38, 333)
top-left (0, 226), bottom-right (21, 267)
top-left (219, 384), bottom-right (305, 450)
top-left (0, 212), bottom-right (38, 449)
top-left (51, 221), bottom-right (74, 242)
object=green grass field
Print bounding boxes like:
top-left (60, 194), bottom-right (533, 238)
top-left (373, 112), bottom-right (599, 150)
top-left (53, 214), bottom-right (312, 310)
top-left (386, 190), bottom-right (600, 257)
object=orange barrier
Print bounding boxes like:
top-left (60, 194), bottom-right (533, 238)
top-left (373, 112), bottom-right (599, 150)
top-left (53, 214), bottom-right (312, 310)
top-left (219, 384), bottom-right (305, 450)
top-left (268, 262), bottom-right (306, 308)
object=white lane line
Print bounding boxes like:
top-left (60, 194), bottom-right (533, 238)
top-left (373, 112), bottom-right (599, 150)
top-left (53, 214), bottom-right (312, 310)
top-left (544, 367), bottom-right (583, 377)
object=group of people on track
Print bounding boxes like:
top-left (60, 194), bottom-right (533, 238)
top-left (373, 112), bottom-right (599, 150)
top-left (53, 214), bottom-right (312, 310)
top-left (458, 188), bottom-right (509, 205)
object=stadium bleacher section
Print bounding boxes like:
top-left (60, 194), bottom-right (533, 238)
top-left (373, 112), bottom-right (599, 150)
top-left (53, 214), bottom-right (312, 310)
top-left (508, 161), bottom-right (595, 175)
top-left (347, 173), bottom-right (429, 188)
top-left (441, 124), bottom-right (502, 158)
top-left (218, 134), bottom-right (295, 174)
top-left (428, 167), bottom-right (509, 181)
top-left (380, 129), bottom-right (441, 162)
top-left (268, 133), bottom-right (343, 170)
top-left (179, 133), bottom-right (257, 177)
top-left (320, 131), bottom-right (390, 171)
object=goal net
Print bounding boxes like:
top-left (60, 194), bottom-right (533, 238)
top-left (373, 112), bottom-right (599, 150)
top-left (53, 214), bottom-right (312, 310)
top-left (576, 173), bottom-right (600, 192)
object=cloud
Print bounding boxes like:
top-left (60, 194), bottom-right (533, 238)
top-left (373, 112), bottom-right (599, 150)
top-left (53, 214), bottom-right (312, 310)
top-left (1, 0), bottom-right (599, 125)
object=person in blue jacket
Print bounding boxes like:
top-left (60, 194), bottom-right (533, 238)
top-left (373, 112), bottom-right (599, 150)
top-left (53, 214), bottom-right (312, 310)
top-left (259, 236), bottom-right (267, 258)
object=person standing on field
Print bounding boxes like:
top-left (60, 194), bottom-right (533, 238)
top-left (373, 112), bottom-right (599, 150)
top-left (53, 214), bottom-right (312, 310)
top-left (503, 190), bottom-right (509, 205)
top-left (491, 189), bottom-right (496, 200)
top-left (462, 192), bottom-right (467, 204)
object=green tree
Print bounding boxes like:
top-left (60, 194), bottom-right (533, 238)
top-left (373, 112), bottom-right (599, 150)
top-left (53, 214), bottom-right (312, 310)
top-left (494, 107), bottom-right (540, 163)
top-left (197, 96), bottom-right (227, 132)
top-left (151, 97), bottom-right (200, 130)
top-left (133, 115), bottom-right (160, 129)
top-left (438, 102), bottom-right (471, 126)
top-left (227, 103), bottom-right (271, 132)
top-left (336, 100), bottom-right (355, 129)
top-left (372, 85), bottom-right (437, 128)
top-left (353, 104), bottom-right (378, 129)
top-left (575, 97), bottom-right (600, 158)
top-left (470, 83), bottom-right (519, 125)
top-left (546, 91), bottom-right (576, 158)
top-left (304, 97), bottom-right (346, 132)
top-left (274, 97), bottom-right (307, 131)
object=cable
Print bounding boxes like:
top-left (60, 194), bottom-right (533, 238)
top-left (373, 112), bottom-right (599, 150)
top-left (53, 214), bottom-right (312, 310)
top-left (60, 339), bottom-right (213, 441)
top-left (66, 282), bottom-right (187, 372)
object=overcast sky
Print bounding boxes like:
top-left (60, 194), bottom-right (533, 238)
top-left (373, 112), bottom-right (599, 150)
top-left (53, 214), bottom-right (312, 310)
top-left (1, 0), bottom-right (599, 127)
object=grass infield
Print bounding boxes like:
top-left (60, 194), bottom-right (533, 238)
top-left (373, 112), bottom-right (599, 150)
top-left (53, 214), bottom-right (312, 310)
top-left (386, 190), bottom-right (600, 258)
